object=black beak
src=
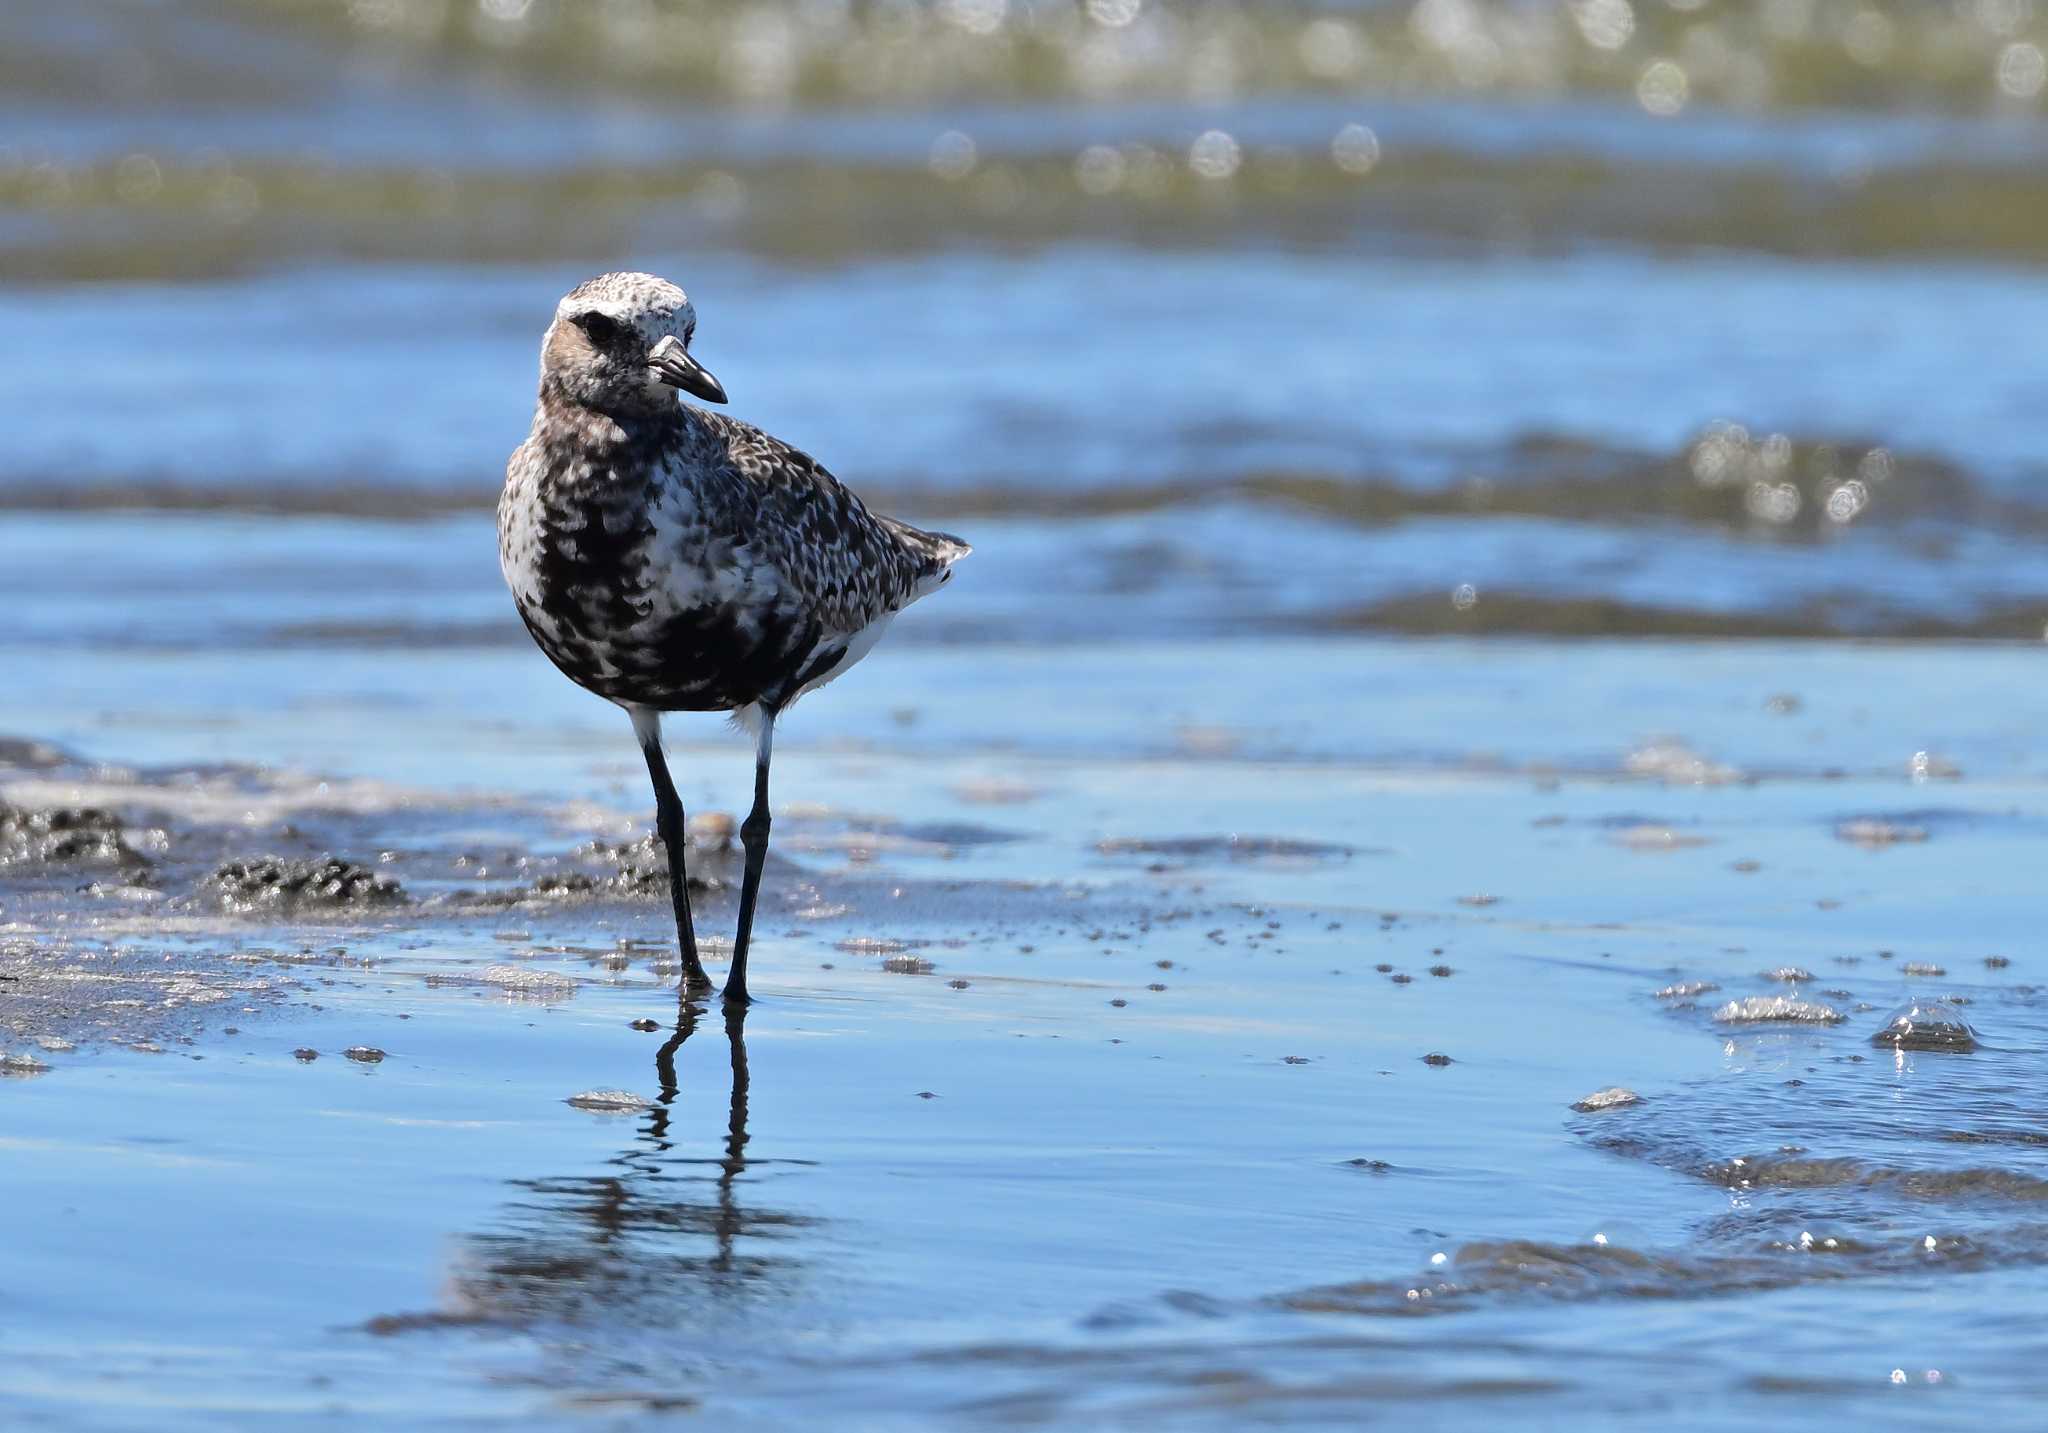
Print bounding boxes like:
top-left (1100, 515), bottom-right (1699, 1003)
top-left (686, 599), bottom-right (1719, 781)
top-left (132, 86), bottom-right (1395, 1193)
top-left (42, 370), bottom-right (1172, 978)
top-left (648, 335), bottom-right (727, 404)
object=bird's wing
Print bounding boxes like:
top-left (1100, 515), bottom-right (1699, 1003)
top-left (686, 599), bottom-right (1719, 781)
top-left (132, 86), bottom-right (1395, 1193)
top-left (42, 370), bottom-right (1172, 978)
top-left (703, 412), bottom-right (970, 640)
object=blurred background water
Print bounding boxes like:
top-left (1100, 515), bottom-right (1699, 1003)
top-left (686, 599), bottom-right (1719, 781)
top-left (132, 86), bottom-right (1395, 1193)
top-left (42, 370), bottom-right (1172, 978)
top-left (6, 0), bottom-right (2048, 646)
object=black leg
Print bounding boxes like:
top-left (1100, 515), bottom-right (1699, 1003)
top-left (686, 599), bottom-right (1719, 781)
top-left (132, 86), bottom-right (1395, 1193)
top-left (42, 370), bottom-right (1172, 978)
top-left (632, 711), bottom-right (713, 993)
top-left (726, 708), bottom-right (776, 1007)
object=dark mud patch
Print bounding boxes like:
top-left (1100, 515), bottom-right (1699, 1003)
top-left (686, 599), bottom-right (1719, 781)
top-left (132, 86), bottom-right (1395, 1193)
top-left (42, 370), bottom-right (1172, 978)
top-left (0, 735), bottom-right (75, 771)
top-left (887, 820), bottom-right (1026, 849)
top-left (779, 809), bottom-right (1026, 862)
top-left (1096, 834), bottom-right (1356, 866)
top-left (1831, 806), bottom-right (2048, 848)
top-left (1278, 1227), bottom-right (2048, 1319)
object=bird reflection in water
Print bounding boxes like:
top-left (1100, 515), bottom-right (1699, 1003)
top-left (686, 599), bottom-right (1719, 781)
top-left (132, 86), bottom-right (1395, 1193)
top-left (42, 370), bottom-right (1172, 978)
top-left (442, 1001), bottom-right (815, 1331)
top-left (652, 1001), bottom-right (754, 1279)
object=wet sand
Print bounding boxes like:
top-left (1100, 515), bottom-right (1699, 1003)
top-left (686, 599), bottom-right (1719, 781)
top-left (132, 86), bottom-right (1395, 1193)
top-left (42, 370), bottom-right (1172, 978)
top-left (8, 636), bottom-right (2048, 1427)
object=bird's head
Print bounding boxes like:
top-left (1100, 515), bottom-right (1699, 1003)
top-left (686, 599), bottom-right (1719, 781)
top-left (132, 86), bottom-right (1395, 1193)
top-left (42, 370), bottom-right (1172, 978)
top-left (539, 271), bottom-right (727, 414)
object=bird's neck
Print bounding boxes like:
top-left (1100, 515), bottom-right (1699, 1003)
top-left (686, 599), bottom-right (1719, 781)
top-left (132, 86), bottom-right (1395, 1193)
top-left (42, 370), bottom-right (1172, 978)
top-left (535, 384), bottom-right (685, 456)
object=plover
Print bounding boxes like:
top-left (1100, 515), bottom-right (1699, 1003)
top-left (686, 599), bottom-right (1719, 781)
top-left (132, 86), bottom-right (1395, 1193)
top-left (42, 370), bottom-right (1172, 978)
top-left (499, 272), bottom-right (969, 1006)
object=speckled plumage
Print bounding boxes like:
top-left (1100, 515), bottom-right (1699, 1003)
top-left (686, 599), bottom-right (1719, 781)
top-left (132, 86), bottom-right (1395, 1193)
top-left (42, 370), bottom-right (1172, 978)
top-left (497, 271), bottom-right (967, 1007)
top-left (499, 272), bottom-right (968, 716)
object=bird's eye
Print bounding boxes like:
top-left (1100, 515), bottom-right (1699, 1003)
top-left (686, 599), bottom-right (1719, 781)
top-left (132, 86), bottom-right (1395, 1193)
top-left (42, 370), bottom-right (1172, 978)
top-left (577, 311), bottom-right (620, 344)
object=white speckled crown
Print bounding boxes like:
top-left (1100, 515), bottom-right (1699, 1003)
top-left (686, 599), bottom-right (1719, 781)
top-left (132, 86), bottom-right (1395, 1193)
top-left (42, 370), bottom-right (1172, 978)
top-left (554, 271), bottom-right (696, 344)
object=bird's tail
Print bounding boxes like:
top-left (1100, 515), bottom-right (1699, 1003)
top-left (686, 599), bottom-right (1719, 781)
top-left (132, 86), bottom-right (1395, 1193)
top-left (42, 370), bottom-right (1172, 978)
top-left (888, 519), bottom-right (971, 599)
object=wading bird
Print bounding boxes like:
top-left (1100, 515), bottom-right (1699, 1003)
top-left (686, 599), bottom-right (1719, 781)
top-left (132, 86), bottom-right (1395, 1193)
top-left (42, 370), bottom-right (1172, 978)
top-left (499, 272), bottom-right (969, 1006)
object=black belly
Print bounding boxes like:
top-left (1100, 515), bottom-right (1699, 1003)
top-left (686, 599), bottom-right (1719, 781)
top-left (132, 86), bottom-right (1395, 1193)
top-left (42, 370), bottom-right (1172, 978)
top-left (517, 478), bottom-right (838, 712)
top-left (519, 598), bottom-right (823, 712)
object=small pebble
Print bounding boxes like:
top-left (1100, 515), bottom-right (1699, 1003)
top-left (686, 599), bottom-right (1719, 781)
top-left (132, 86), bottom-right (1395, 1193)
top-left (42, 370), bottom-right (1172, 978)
top-left (292, 1048), bottom-right (319, 1062)
top-left (629, 1018), bottom-right (659, 1032)
top-left (1571, 1087), bottom-right (1643, 1113)
top-left (1421, 1052), bottom-right (1453, 1067)
top-left (565, 1089), bottom-right (651, 1113)
top-left (1655, 981), bottom-right (1719, 999)
top-left (1835, 819), bottom-right (1929, 847)
top-left (343, 1046), bottom-right (386, 1063)
top-left (1428, 965), bottom-right (1453, 978)
top-left (1900, 962), bottom-right (1946, 977)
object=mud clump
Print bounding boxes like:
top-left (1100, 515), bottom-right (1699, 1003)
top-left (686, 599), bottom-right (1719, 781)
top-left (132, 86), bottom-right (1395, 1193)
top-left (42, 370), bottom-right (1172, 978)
top-left (1655, 980), bottom-right (1720, 1000)
top-left (565, 1089), bottom-right (651, 1113)
top-left (1870, 999), bottom-right (1979, 1053)
top-left (1572, 1087), bottom-right (1644, 1112)
top-left (205, 858), bottom-right (405, 912)
top-left (474, 964), bottom-right (576, 999)
top-left (0, 802), bottom-right (149, 869)
top-left (524, 835), bottom-right (719, 901)
top-left (1836, 818), bottom-right (1930, 847)
top-left (1714, 996), bottom-right (1845, 1025)
top-left (343, 1046), bottom-right (386, 1063)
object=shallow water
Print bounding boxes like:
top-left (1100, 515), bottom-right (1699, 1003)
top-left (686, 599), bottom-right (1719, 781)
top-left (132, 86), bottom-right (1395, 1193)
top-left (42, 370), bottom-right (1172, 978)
top-left (10, 636), bottom-right (2048, 1428)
